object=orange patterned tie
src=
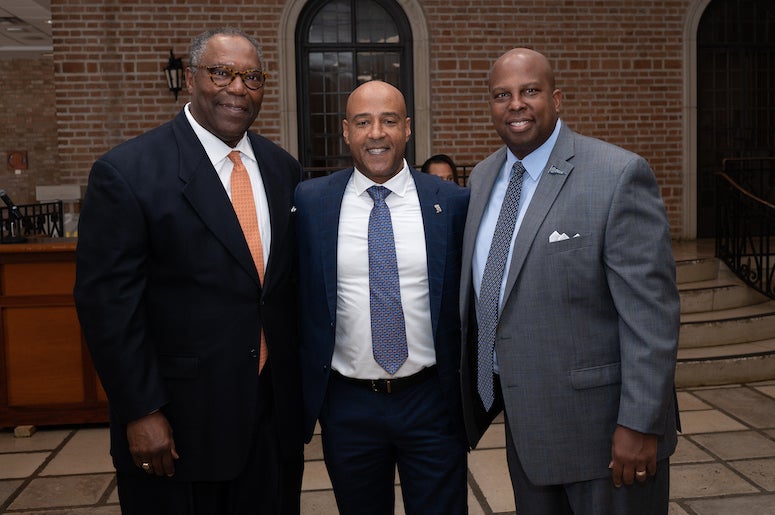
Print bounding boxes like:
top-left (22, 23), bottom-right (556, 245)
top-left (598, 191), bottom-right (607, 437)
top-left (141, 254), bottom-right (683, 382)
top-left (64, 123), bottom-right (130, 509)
top-left (229, 150), bottom-right (268, 373)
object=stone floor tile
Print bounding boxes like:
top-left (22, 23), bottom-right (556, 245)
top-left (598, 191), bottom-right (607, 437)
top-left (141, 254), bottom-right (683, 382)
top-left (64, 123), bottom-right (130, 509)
top-left (693, 387), bottom-right (775, 428)
top-left (672, 436), bottom-right (714, 464)
top-left (669, 463), bottom-right (759, 499)
top-left (477, 422), bottom-right (506, 449)
top-left (6, 508), bottom-right (122, 515)
top-left (8, 473), bottom-right (114, 510)
top-left (0, 479), bottom-right (23, 504)
top-left (107, 482), bottom-right (119, 503)
top-left (677, 391), bottom-right (712, 411)
top-left (42, 428), bottom-right (113, 476)
top-left (300, 459), bottom-right (332, 491)
top-left (468, 448), bottom-right (515, 513)
top-left (0, 452), bottom-right (48, 479)
top-left (679, 410), bottom-right (747, 434)
top-left (301, 490), bottom-right (340, 514)
top-left (728, 457), bottom-right (775, 490)
top-left (692, 431), bottom-right (775, 460)
top-left (0, 429), bottom-right (71, 454)
top-left (754, 385), bottom-right (775, 400)
top-left (668, 502), bottom-right (691, 515)
top-left (685, 493), bottom-right (775, 515)
top-left (304, 434), bottom-right (324, 461)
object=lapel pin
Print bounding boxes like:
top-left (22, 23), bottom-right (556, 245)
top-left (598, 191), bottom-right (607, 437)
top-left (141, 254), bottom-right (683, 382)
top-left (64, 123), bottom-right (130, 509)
top-left (290, 206), bottom-right (297, 213)
top-left (548, 166), bottom-right (566, 175)
top-left (434, 204), bottom-right (442, 214)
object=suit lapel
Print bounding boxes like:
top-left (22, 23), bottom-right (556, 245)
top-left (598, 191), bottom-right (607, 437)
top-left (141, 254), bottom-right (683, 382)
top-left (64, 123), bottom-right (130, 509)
top-left (321, 170), bottom-right (353, 322)
top-left (413, 170), bottom-right (445, 337)
top-left (174, 114), bottom-right (261, 287)
top-left (501, 125), bottom-right (575, 308)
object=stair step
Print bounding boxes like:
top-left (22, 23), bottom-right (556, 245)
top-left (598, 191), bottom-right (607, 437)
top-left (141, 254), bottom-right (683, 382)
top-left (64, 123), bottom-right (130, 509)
top-left (679, 269), bottom-right (768, 313)
top-left (679, 301), bottom-right (775, 348)
top-left (675, 257), bottom-right (720, 284)
top-left (675, 339), bottom-right (775, 387)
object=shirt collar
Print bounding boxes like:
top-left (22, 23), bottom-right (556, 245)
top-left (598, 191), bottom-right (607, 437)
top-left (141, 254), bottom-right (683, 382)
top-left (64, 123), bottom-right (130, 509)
top-left (184, 102), bottom-right (256, 166)
top-left (505, 118), bottom-right (563, 182)
top-left (352, 159), bottom-right (410, 198)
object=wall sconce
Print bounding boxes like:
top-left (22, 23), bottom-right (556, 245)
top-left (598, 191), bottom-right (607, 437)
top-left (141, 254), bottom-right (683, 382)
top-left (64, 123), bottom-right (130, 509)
top-left (164, 50), bottom-right (184, 101)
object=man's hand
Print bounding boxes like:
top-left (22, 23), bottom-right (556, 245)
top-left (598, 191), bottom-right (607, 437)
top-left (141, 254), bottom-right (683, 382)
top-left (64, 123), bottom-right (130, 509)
top-left (608, 424), bottom-right (657, 487)
top-left (127, 410), bottom-right (179, 477)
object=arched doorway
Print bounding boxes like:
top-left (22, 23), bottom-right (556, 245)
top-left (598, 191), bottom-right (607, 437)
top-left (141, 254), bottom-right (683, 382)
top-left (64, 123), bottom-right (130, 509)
top-left (696, 0), bottom-right (775, 237)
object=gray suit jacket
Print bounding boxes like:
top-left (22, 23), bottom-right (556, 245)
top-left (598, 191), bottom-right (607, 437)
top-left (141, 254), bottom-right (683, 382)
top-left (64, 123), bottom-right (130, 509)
top-left (460, 123), bottom-right (679, 486)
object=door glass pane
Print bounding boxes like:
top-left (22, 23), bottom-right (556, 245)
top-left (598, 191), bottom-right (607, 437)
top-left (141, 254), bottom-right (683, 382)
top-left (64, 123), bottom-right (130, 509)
top-left (356, 52), bottom-right (401, 87)
top-left (308, 51), bottom-right (353, 169)
top-left (308, 0), bottom-right (351, 43)
top-left (355, 1), bottom-right (399, 43)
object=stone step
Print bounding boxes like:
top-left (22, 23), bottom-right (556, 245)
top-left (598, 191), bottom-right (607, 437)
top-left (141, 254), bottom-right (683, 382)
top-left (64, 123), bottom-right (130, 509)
top-left (675, 256), bottom-right (720, 284)
top-left (678, 267), bottom-right (768, 314)
top-left (679, 301), bottom-right (775, 348)
top-left (675, 338), bottom-right (775, 387)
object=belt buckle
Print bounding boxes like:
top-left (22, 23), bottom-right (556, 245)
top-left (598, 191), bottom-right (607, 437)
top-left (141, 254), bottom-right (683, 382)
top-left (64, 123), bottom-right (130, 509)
top-left (370, 379), bottom-right (392, 394)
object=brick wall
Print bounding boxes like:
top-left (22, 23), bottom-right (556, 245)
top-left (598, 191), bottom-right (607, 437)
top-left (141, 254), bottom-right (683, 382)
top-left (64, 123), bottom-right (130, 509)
top-left (0, 58), bottom-right (58, 204)
top-left (48, 0), bottom-right (690, 235)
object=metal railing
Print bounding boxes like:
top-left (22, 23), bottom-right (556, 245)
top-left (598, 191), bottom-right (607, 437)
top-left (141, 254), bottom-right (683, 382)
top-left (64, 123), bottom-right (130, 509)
top-left (0, 201), bottom-right (64, 243)
top-left (716, 157), bottom-right (775, 299)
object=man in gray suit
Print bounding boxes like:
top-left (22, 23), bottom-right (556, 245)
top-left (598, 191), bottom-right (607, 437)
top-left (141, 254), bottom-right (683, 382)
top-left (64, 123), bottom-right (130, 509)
top-left (460, 48), bottom-right (680, 514)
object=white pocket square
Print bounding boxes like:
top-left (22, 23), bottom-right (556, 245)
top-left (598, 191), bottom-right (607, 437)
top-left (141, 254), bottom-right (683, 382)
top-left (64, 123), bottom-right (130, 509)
top-left (549, 230), bottom-right (580, 243)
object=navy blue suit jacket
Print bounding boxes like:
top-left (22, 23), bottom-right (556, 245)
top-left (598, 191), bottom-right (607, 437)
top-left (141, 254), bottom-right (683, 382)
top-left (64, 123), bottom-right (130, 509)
top-left (294, 168), bottom-right (469, 442)
top-left (74, 111), bottom-right (304, 482)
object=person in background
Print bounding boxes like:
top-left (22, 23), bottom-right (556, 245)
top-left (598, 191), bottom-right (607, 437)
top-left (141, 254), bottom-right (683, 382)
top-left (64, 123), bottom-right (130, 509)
top-left (421, 153), bottom-right (459, 184)
top-left (460, 47), bottom-right (680, 515)
top-left (74, 27), bottom-right (304, 515)
top-left (295, 80), bottom-right (469, 515)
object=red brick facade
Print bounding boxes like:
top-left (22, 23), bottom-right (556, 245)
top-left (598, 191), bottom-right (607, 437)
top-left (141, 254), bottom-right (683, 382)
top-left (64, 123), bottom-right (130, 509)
top-left (5, 0), bottom-right (699, 235)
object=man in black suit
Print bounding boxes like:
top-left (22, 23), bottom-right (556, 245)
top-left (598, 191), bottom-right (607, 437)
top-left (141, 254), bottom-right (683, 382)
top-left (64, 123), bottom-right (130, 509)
top-left (74, 27), bottom-right (303, 514)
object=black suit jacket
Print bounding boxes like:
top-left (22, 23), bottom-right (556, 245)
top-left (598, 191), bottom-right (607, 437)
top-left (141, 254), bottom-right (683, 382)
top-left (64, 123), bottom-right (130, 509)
top-left (74, 111), bottom-right (303, 482)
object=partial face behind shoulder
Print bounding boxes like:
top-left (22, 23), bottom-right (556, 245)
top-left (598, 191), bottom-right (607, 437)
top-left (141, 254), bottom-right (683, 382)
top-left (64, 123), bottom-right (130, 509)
top-left (186, 34), bottom-right (264, 147)
top-left (489, 48), bottom-right (562, 160)
top-left (342, 81), bottom-right (411, 184)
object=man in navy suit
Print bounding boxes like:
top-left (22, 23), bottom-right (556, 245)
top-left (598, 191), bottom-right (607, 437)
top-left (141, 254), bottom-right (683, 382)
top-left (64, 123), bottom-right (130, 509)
top-left (74, 28), bottom-right (303, 514)
top-left (295, 80), bottom-right (469, 515)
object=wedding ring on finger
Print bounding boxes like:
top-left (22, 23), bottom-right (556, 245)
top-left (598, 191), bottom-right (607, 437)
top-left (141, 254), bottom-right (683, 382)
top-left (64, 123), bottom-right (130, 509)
top-left (141, 462), bottom-right (152, 472)
top-left (635, 470), bottom-right (647, 478)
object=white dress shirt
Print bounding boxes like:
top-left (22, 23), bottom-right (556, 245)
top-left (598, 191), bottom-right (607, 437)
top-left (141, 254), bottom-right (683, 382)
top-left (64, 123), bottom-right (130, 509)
top-left (472, 119), bottom-right (562, 371)
top-left (184, 103), bottom-right (271, 268)
top-left (333, 162), bottom-right (436, 379)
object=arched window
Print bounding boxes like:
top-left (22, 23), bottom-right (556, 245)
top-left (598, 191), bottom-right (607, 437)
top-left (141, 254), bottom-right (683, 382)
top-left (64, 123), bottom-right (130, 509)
top-left (296, 0), bottom-right (414, 171)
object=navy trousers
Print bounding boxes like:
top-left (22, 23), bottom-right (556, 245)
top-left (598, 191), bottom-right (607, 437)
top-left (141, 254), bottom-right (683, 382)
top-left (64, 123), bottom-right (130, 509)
top-left (320, 371), bottom-right (468, 515)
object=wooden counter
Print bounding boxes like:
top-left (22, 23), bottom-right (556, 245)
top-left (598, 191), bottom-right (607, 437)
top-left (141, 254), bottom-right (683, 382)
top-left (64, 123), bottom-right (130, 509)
top-left (0, 239), bottom-right (108, 428)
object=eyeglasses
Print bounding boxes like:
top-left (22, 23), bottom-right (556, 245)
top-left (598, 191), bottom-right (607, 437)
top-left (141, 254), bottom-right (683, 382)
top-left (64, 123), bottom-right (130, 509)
top-left (194, 65), bottom-right (268, 90)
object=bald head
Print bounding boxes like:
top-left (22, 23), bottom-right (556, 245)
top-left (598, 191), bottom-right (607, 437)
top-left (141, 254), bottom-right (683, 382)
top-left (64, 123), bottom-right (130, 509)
top-left (487, 48), bottom-right (561, 159)
top-left (490, 48), bottom-right (556, 90)
top-left (343, 80), bottom-right (412, 183)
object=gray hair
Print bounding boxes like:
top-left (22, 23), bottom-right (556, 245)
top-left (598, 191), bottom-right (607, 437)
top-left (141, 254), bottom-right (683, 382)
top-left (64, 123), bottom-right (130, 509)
top-left (188, 27), bottom-right (264, 69)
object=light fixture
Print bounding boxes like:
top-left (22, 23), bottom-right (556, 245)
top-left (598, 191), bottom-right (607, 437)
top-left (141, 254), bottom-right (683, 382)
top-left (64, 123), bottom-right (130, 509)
top-left (164, 49), bottom-right (184, 101)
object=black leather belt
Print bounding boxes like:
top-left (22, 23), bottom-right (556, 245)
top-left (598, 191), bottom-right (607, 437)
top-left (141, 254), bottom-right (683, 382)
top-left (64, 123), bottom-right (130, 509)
top-left (331, 365), bottom-right (437, 394)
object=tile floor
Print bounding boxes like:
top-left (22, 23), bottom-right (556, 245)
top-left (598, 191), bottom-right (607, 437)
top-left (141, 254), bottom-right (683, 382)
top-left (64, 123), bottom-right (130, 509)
top-left (2, 381), bottom-right (775, 514)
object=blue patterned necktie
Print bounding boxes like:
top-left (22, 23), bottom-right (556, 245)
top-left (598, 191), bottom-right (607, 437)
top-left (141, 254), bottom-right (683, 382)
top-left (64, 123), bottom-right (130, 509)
top-left (477, 161), bottom-right (526, 410)
top-left (367, 185), bottom-right (408, 375)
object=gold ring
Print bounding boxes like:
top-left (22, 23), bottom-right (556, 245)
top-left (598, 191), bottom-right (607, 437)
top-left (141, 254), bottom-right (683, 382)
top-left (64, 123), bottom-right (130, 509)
top-left (141, 462), bottom-right (152, 472)
top-left (635, 470), bottom-right (647, 477)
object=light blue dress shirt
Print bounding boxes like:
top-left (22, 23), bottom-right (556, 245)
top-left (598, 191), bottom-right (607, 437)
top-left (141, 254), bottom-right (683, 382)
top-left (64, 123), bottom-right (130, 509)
top-left (472, 119), bottom-right (563, 372)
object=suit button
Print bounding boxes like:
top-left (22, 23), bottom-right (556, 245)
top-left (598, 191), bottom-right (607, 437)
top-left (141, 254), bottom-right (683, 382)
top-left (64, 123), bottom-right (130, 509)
top-left (249, 348), bottom-right (258, 358)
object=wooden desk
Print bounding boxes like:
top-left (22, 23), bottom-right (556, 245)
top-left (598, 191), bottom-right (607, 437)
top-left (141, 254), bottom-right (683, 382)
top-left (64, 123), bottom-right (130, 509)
top-left (0, 239), bottom-right (108, 427)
